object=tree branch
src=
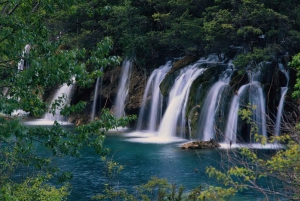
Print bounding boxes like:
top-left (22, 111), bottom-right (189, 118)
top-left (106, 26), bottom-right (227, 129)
top-left (7, 3), bottom-right (21, 15)
top-left (31, 2), bottom-right (40, 13)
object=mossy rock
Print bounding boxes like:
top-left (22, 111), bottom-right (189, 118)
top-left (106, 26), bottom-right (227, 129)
top-left (160, 55), bottom-right (199, 96)
top-left (186, 64), bottom-right (229, 139)
top-left (180, 139), bottom-right (221, 149)
top-left (188, 64), bottom-right (228, 114)
top-left (169, 55), bottom-right (199, 74)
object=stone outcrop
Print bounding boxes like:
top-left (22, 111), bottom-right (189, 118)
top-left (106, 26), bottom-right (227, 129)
top-left (125, 67), bottom-right (147, 115)
top-left (160, 55), bottom-right (199, 96)
top-left (180, 139), bottom-right (221, 149)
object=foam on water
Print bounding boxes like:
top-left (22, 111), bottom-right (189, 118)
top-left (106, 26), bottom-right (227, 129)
top-left (106, 126), bottom-right (129, 133)
top-left (124, 131), bottom-right (187, 144)
top-left (219, 143), bottom-right (285, 149)
top-left (23, 119), bottom-right (73, 126)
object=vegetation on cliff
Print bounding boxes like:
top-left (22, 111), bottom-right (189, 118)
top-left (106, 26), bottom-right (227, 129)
top-left (1, 0), bottom-right (300, 200)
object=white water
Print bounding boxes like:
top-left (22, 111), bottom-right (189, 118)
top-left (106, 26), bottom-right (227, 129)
top-left (18, 44), bottom-right (31, 71)
top-left (224, 84), bottom-right (249, 143)
top-left (43, 79), bottom-right (75, 123)
top-left (157, 63), bottom-right (205, 139)
top-left (219, 142), bottom-right (284, 149)
top-left (249, 81), bottom-right (267, 138)
top-left (197, 68), bottom-right (232, 141)
top-left (114, 60), bottom-right (132, 118)
top-left (275, 87), bottom-right (288, 136)
top-left (275, 63), bottom-right (289, 136)
top-left (136, 61), bottom-right (172, 131)
top-left (200, 81), bottom-right (227, 140)
top-left (91, 77), bottom-right (102, 121)
top-left (225, 70), bottom-right (267, 144)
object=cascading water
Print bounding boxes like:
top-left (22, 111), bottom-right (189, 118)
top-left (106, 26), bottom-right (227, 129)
top-left (91, 67), bottom-right (103, 121)
top-left (9, 44), bottom-right (31, 116)
top-left (136, 61), bottom-right (172, 131)
top-left (224, 84), bottom-right (249, 144)
top-left (225, 69), bottom-right (267, 144)
top-left (275, 63), bottom-right (289, 136)
top-left (249, 81), bottom-right (267, 138)
top-left (157, 61), bottom-right (205, 140)
top-left (197, 67), bottom-right (233, 141)
top-left (43, 78), bottom-right (75, 122)
top-left (114, 60), bottom-right (132, 118)
top-left (18, 44), bottom-right (31, 71)
top-left (91, 77), bottom-right (101, 121)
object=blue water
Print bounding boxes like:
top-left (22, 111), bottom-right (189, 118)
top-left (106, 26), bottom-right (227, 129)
top-left (23, 121), bottom-right (281, 200)
top-left (53, 132), bottom-right (276, 201)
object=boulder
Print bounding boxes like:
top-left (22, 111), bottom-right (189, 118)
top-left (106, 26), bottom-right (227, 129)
top-left (180, 139), bottom-right (221, 149)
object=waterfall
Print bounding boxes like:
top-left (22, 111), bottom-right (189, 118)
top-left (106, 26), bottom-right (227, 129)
top-left (225, 70), bottom-right (267, 144)
top-left (91, 77), bottom-right (102, 121)
top-left (18, 44), bottom-right (31, 71)
top-left (275, 87), bottom-right (288, 136)
top-left (224, 84), bottom-right (249, 144)
top-left (91, 68), bottom-right (103, 121)
top-left (249, 81), bottom-right (267, 138)
top-left (114, 60), bottom-right (132, 118)
top-left (157, 62), bottom-right (205, 139)
top-left (197, 68), bottom-right (232, 141)
top-left (275, 63), bottom-right (289, 136)
top-left (136, 61), bottom-right (172, 131)
top-left (43, 79), bottom-right (75, 122)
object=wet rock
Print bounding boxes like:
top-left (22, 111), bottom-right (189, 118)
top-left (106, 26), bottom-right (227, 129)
top-left (160, 55), bottom-right (199, 96)
top-left (180, 139), bottom-right (221, 149)
top-left (125, 67), bottom-right (147, 115)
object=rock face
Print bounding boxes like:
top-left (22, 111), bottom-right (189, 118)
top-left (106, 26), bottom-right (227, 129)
top-left (180, 139), bottom-right (221, 149)
top-left (160, 55), bottom-right (199, 96)
top-left (125, 66), bottom-right (147, 116)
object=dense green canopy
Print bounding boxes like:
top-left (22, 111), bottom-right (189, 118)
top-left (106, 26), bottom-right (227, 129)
top-left (1, 0), bottom-right (300, 200)
top-left (48, 0), bottom-right (300, 67)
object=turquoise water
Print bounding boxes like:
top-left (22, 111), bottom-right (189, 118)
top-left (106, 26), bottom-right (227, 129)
top-left (54, 132), bottom-right (277, 201)
top-left (23, 121), bottom-right (281, 200)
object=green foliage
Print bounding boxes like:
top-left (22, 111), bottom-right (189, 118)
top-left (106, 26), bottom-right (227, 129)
top-left (0, 175), bottom-right (69, 201)
top-left (205, 130), bottom-right (300, 200)
top-left (234, 48), bottom-right (270, 70)
top-left (0, 1), bottom-right (136, 200)
top-left (290, 53), bottom-right (300, 99)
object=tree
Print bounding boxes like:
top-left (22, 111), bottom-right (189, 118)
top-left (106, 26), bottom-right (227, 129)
top-left (0, 1), bottom-right (135, 199)
top-left (201, 104), bottom-right (300, 201)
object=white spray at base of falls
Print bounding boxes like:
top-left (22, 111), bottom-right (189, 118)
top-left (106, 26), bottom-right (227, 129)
top-left (225, 70), bottom-right (267, 144)
top-left (157, 63), bottom-right (205, 139)
top-left (136, 61), bottom-right (172, 131)
top-left (275, 63), bottom-right (289, 136)
top-left (43, 78), bottom-right (75, 122)
top-left (197, 68), bottom-right (233, 141)
top-left (114, 60), bottom-right (132, 118)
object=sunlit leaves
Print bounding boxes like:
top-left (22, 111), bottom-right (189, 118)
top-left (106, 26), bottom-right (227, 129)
top-left (0, 174), bottom-right (69, 201)
top-left (290, 53), bottom-right (300, 98)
